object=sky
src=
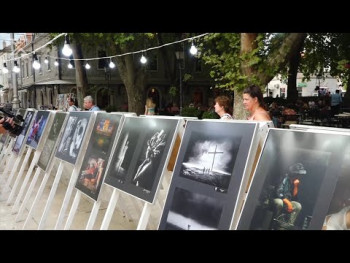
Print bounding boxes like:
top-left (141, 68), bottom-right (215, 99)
top-left (0, 33), bottom-right (24, 49)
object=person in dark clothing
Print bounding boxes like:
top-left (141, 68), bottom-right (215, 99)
top-left (272, 162), bottom-right (306, 229)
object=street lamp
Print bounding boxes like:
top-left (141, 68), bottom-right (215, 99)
top-left (10, 33), bottom-right (20, 109)
top-left (175, 50), bottom-right (184, 115)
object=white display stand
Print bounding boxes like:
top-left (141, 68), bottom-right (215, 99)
top-left (11, 111), bottom-right (55, 213)
top-left (98, 116), bottom-right (185, 230)
top-left (0, 138), bottom-right (15, 183)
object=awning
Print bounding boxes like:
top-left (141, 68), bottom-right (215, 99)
top-left (297, 82), bottom-right (307, 88)
top-left (35, 80), bottom-right (76, 85)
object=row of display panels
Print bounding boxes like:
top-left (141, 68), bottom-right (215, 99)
top-left (2, 109), bottom-right (350, 230)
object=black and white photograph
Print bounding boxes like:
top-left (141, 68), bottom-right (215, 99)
top-left (104, 116), bottom-right (180, 203)
top-left (236, 128), bottom-right (350, 230)
top-left (164, 187), bottom-right (223, 230)
top-left (12, 109), bottom-right (35, 155)
top-left (158, 120), bottom-right (258, 230)
top-left (55, 111), bottom-right (92, 165)
top-left (75, 113), bottom-right (122, 201)
top-left (37, 112), bottom-right (67, 171)
top-left (26, 111), bottom-right (50, 149)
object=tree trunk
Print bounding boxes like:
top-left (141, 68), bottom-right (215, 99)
top-left (72, 43), bottom-right (88, 108)
top-left (233, 90), bottom-right (249, 120)
top-left (241, 33), bottom-right (258, 77)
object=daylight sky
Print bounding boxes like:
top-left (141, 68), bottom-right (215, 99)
top-left (0, 33), bottom-right (24, 49)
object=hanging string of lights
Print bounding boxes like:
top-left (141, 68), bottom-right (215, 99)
top-left (1, 33), bottom-right (209, 72)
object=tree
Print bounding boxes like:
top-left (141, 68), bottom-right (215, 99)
top-left (201, 33), bottom-right (307, 119)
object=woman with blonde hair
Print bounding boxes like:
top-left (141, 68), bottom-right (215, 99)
top-left (145, 97), bottom-right (156, 115)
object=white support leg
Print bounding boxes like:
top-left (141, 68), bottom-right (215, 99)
top-left (85, 200), bottom-right (101, 230)
top-left (64, 191), bottom-right (81, 230)
top-left (100, 188), bottom-right (120, 230)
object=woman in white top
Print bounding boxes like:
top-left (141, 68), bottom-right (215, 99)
top-left (214, 95), bottom-right (233, 120)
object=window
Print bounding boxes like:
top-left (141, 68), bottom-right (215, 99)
top-left (146, 53), bottom-right (158, 71)
top-left (98, 50), bottom-right (107, 69)
top-left (195, 58), bottom-right (202, 72)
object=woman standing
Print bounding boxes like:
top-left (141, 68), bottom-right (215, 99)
top-left (214, 95), bottom-right (233, 120)
top-left (243, 85), bottom-right (271, 121)
top-left (144, 98), bottom-right (156, 115)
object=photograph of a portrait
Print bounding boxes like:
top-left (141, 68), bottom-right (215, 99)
top-left (37, 112), bottom-right (68, 171)
top-left (12, 109), bottom-right (35, 155)
top-left (26, 110), bottom-right (50, 149)
top-left (75, 113), bottom-right (123, 201)
top-left (104, 116), bottom-right (180, 203)
top-left (55, 111), bottom-right (92, 165)
top-left (158, 120), bottom-right (259, 230)
top-left (236, 128), bottom-right (350, 230)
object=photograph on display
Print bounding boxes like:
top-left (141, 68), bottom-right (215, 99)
top-left (37, 112), bottom-right (67, 171)
top-left (12, 110), bottom-right (35, 155)
top-left (158, 121), bottom-right (258, 230)
top-left (104, 116), bottom-right (180, 203)
top-left (26, 111), bottom-right (50, 149)
top-left (236, 129), bottom-right (350, 230)
top-left (164, 187), bottom-right (223, 230)
top-left (75, 113), bottom-right (122, 201)
top-left (0, 133), bottom-right (9, 152)
top-left (322, 153), bottom-right (350, 230)
top-left (55, 111), bottom-right (92, 165)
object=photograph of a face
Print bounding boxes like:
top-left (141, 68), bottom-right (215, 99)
top-left (37, 112), bottom-right (67, 171)
top-left (75, 113), bottom-right (122, 201)
top-left (55, 111), bottom-right (92, 165)
top-left (26, 111), bottom-right (50, 149)
top-left (237, 129), bottom-right (350, 230)
top-left (12, 109), bottom-right (35, 155)
top-left (158, 120), bottom-right (258, 230)
top-left (104, 116), bottom-right (180, 203)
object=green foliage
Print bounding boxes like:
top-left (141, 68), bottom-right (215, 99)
top-left (201, 110), bottom-right (219, 119)
top-left (183, 73), bottom-right (192, 82)
top-left (169, 86), bottom-right (177, 97)
top-left (181, 106), bottom-right (201, 117)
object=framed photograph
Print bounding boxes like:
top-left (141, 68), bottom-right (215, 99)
top-left (37, 112), bottom-right (68, 171)
top-left (0, 133), bottom-right (9, 152)
top-left (25, 110), bottom-right (50, 150)
top-left (104, 116), bottom-right (180, 203)
top-left (75, 113), bottom-right (123, 201)
top-left (55, 111), bottom-right (93, 165)
top-left (12, 109), bottom-right (36, 155)
top-left (158, 120), bottom-right (259, 230)
top-left (236, 128), bottom-right (350, 230)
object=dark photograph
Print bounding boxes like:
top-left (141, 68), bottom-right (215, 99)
top-left (26, 111), bottom-right (50, 149)
top-left (37, 112), bottom-right (67, 171)
top-left (159, 120), bottom-right (258, 230)
top-left (179, 131), bottom-right (241, 193)
top-left (164, 187), bottom-right (223, 230)
top-left (12, 109), bottom-right (35, 155)
top-left (75, 113), bottom-right (122, 200)
top-left (237, 129), bottom-right (350, 230)
top-left (104, 116), bottom-right (180, 203)
top-left (55, 112), bottom-right (92, 165)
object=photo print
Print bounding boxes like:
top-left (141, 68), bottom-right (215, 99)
top-left (37, 112), bottom-right (68, 171)
top-left (75, 113), bottom-right (123, 200)
top-left (236, 128), bottom-right (350, 230)
top-left (12, 109), bottom-right (35, 155)
top-left (104, 116), bottom-right (180, 203)
top-left (26, 110), bottom-right (50, 149)
top-left (159, 120), bottom-right (258, 230)
top-left (55, 111), bottom-right (92, 165)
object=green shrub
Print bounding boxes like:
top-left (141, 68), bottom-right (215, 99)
top-left (201, 111), bottom-right (219, 119)
top-left (181, 106), bottom-right (201, 117)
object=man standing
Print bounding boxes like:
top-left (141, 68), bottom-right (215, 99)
top-left (331, 89), bottom-right (342, 117)
top-left (83, 95), bottom-right (101, 111)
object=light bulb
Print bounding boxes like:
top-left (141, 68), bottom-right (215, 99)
top-left (62, 44), bottom-right (72, 57)
top-left (33, 60), bottom-right (41, 70)
top-left (54, 59), bottom-right (59, 66)
top-left (2, 63), bottom-right (8, 74)
top-left (85, 62), bottom-right (91, 69)
top-left (140, 55), bottom-right (147, 64)
top-left (68, 62), bottom-right (73, 69)
top-left (13, 61), bottom-right (20, 73)
top-left (190, 44), bottom-right (198, 55)
top-left (109, 60), bottom-right (115, 68)
top-left (44, 57), bottom-right (49, 64)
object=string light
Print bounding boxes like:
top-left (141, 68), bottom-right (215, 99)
top-left (140, 53), bottom-right (147, 64)
top-left (189, 40), bottom-right (198, 55)
top-left (2, 63), bottom-right (8, 73)
top-left (44, 57), bottom-right (49, 64)
top-left (108, 58), bottom-right (115, 69)
top-left (1, 33), bottom-right (209, 72)
top-left (13, 61), bottom-right (20, 73)
top-left (32, 53), bottom-right (41, 70)
top-left (85, 61), bottom-right (91, 69)
top-left (62, 34), bottom-right (73, 57)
